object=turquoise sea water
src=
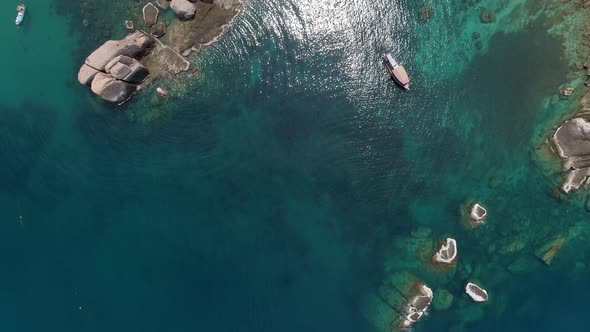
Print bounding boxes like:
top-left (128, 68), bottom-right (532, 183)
top-left (1, 0), bottom-right (589, 331)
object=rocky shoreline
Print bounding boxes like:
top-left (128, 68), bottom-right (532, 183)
top-left (534, 1), bottom-right (590, 204)
top-left (77, 0), bottom-right (240, 104)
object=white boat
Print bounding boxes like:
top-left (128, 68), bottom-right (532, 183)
top-left (382, 52), bottom-right (410, 90)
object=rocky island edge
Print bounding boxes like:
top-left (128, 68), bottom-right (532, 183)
top-left (77, 0), bottom-right (240, 104)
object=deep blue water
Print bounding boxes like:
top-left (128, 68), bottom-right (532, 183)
top-left (0, 0), bottom-right (588, 331)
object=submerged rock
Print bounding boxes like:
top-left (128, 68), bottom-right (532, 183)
top-left (480, 10), bottom-right (496, 23)
top-left (465, 282), bottom-right (488, 302)
top-left (143, 3), bottom-right (160, 26)
top-left (433, 237), bottom-right (457, 265)
top-left (410, 226), bottom-right (432, 239)
top-left (535, 236), bottom-right (566, 265)
top-left (432, 289), bottom-right (454, 311)
top-left (171, 0), bottom-right (197, 20)
top-left (418, 4), bottom-right (434, 23)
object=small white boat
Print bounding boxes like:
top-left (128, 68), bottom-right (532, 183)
top-left (382, 52), bottom-right (410, 90)
top-left (15, 4), bottom-right (26, 26)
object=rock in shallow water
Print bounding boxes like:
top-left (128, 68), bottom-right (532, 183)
top-left (433, 237), bottom-right (457, 264)
top-left (151, 21), bottom-right (167, 38)
top-left (466, 202), bottom-right (487, 228)
top-left (399, 283), bottom-right (433, 330)
top-left (535, 236), bottom-right (566, 265)
top-left (156, 87), bottom-right (169, 97)
top-left (432, 289), bottom-right (454, 311)
top-left (171, 0), bottom-right (196, 20)
top-left (465, 282), bottom-right (488, 302)
top-left (143, 3), bottom-right (159, 26)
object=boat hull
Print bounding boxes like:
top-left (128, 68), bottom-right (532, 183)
top-left (382, 53), bottom-right (410, 90)
top-left (15, 4), bottom-right (26, 26)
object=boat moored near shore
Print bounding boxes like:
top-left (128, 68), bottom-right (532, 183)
top-left (382, 52), bottom-right (410, 90)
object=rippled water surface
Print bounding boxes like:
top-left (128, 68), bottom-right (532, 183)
top-left (0, 0), bottom-right (586, 331)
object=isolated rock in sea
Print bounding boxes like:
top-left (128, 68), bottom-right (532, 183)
top-left (84, 31), bottom-right (155, 71)
top-left (535, 236), bottom-right (566, 265)
top-left (151, 21), bottom-right (167, 38)
top-left (156, 0), bottom-right (170, 9)
top-left (465, 282), bottom-right (488, 302)
top-left (467, 203), bottom-right (487, 227)
top-left (91, 73), bottom-right (137, 103)
top-left (78, 64), bottom-right (99, 85)
top-left (143, 3), bottom-right (159, 26)
top-left (399, 283), bottom-right (433, 330)
top-left (125, 20), bottom-right (135, 30)
top-left (432, 289), bottom-right (454, 311)
top-left (171, 0), bottom-right (197, 20)
top-left (433, 237), bottom-right (457, 264)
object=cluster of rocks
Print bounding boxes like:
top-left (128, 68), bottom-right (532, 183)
top-left (362, 200), bottom-right (492, 332)
top-left (551, 111), bottom-right (590, 194)
top-left (78, 31), bottom-right (154, 103)
top-left (398, 283), bottom-right (433, 330)
top-left (78, 0), bottom-right (240, 103)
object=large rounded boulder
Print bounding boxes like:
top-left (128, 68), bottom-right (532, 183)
top-left (171, 0), bottom-right (196, 20)
top-left (91, 73), bottom-right (137, 103)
